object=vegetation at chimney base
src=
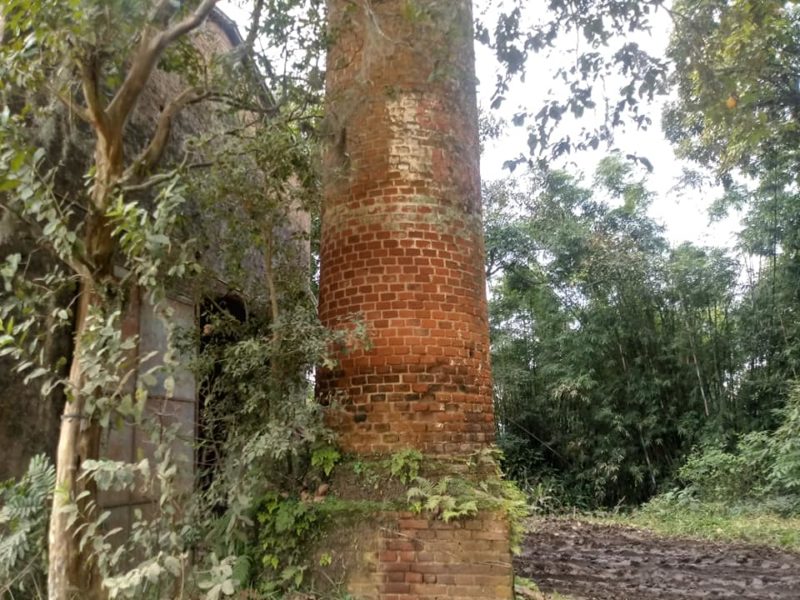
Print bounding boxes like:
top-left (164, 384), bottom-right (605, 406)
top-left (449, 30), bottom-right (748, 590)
top-left (238, 449), bottom-right (527, 596)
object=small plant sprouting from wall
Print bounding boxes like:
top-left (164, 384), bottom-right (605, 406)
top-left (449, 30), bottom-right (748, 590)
top-left (256, 492), bottom-right (323, 592)
top-left (388, 448), bottom-right (423, 484)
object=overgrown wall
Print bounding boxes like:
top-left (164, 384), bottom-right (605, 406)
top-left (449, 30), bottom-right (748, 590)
top-left (0, 10), bottom-right (276, 483)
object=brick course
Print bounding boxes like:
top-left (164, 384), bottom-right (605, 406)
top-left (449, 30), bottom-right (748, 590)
top-left (343, 511), bottom-right (514, 600)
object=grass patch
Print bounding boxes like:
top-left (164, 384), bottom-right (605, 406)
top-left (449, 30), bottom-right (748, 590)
top-left (590, 496), bottom-right (800, 553)
top-left (514, 576), bottom-right (574, 600)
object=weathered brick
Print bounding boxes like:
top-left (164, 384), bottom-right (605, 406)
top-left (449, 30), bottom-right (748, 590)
top-left (318, 0), bottom-right (513, 598)
top-left (320, 0), bottom-right (494, 456)
top-left (383, 582), bottom-right (410, 594)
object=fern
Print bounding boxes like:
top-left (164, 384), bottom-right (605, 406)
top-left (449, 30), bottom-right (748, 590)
top-left (0, 453), bottom-right (55, 597)
top-left (406, 477), bottom-right (479, 522)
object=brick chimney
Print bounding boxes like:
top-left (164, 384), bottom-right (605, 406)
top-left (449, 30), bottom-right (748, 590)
top-left (319, 0), bottom-right (494, 456)
top-left (318, 5), bottom-right (514, 597)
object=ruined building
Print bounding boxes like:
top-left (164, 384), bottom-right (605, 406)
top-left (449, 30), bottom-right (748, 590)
top-left (0, 7), bottom-right (307, 516)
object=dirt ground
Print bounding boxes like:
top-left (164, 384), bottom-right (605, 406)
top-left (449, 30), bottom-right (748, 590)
top-left (514, 518), bottom-right (800, 600)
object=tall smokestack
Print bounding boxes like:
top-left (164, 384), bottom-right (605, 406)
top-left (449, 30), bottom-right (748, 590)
top-left (320, 0), bottom-right (494, 456)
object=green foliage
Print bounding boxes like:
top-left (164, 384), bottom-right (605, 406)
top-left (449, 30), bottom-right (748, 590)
top-left (678, 434), bottom-right (773, 502)
top-left (251, 492), bottom-right (397, 596)
top-left (496, 433), bottom-right (546, 488)
top-left (477, 5), bottom-right (800, 513)
top-left (672, 383), bottom-right (800, 512)
top-left (489, 158), bottom-right (740, 506)
top-left (387, 449), bottom-right (423, 485)
top-left (513, 576), bottom-right (572, 600)
top-left (406, 471), bottom-right (529, 553)
top-left (181, 298), bottom-right (368, 596)
top-left (70, 304), bottom-right (148, 428)
top-left (187, 304), bottom-right (366, 508)
top-left (481, 478), bottom-right (530, 554)
top-left (73, 423), bottom-right (207, 600)
top-left (255, 492), bottom-right (321, 593)
top-left (769, 386), bottom-right (800, 495)
top-left (487, 146), bottom-right (800, 511)
top-left (598, 498), bottom-right (800, 553)
top-left (477, 0), bottom-right (670, 163)
top-left (311, 446), bottom-right (342, 478)
top-left (196, 556), bottom-right (238, 600)
top-left (0, 454), bottom-right (55, 597)
top-left (1, 0), bottom-right (332, 597)
top-left (665, 0), bottom-right (800, 181)
top-left (106, 179), bottom-right (200, 290)
top-left (663, 1), bottom-right (800, 449)
top-left (406, 477), bottom-right (479, 522)
top-left (476, 0), bottom-right (800, 513)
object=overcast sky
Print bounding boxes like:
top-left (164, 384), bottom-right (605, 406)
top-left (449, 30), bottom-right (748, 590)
top-left (219, 0), bottom-right (742, 249)
top-left (473, 0), bottom-right (741, 249)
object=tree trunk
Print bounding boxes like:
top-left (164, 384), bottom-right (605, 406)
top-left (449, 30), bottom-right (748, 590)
top-left (48, 287), bottom-right (104, 600)
top-left (48, 150), bottom-right (118, 600)
top-left (45, 3), bottom-right (219, 594)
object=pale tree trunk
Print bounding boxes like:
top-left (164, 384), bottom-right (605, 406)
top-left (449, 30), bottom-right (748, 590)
top-left (48, 143), bottom-right (119, 599)
top-left (48, 289), bottom-right (102, 599)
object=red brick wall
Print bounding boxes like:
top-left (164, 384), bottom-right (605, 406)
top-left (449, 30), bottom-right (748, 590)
top-left (320, 0), bottom-right (494, 455)
top-left (344, 511), bottom-right (514, 600)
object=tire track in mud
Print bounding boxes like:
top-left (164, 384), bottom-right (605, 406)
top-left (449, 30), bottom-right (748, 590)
top-left (514, 519), bottom-right (800, 599)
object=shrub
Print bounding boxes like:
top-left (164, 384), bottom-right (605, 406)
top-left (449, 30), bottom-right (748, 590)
top-left (0, 454), bottom-right (55, 597)
top-left (678, 432), bottom-right (773, 502)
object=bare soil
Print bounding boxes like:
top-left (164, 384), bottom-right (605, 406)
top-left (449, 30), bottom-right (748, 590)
top-left (514, 518), bottom-right (800, 599)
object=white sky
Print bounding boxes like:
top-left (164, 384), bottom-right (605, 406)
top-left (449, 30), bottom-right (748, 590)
top-left (219, 0), bottom-right (742, 249)
top-left (473, 0), bottom-right (741, 249)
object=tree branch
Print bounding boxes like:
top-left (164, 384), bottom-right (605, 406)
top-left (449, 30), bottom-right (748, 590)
top-left (123, 87), bottom-right (209, 182)
top-left (56, 91), bottom-right (92, 124)
top-left (149, 0), bottom-right (178, 29)
top-left (80, 57), bottom-right (108, 135)
top-left (121, 150), bottom-right (191, 193)
top-left (0, 199), bottom-right (93, 282)
top-left (264, 226), bottom-right (280, 328)
top-left (120, 171), bottom-right (178, 194)
top-left (242, 0), bottom-right (266, 54)
top-left (161, 0), bottom-right (220, 48)
top-left (106, 0), bottom-right (219, 128)
top-left (205, 91), bottom-right (282, 117)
